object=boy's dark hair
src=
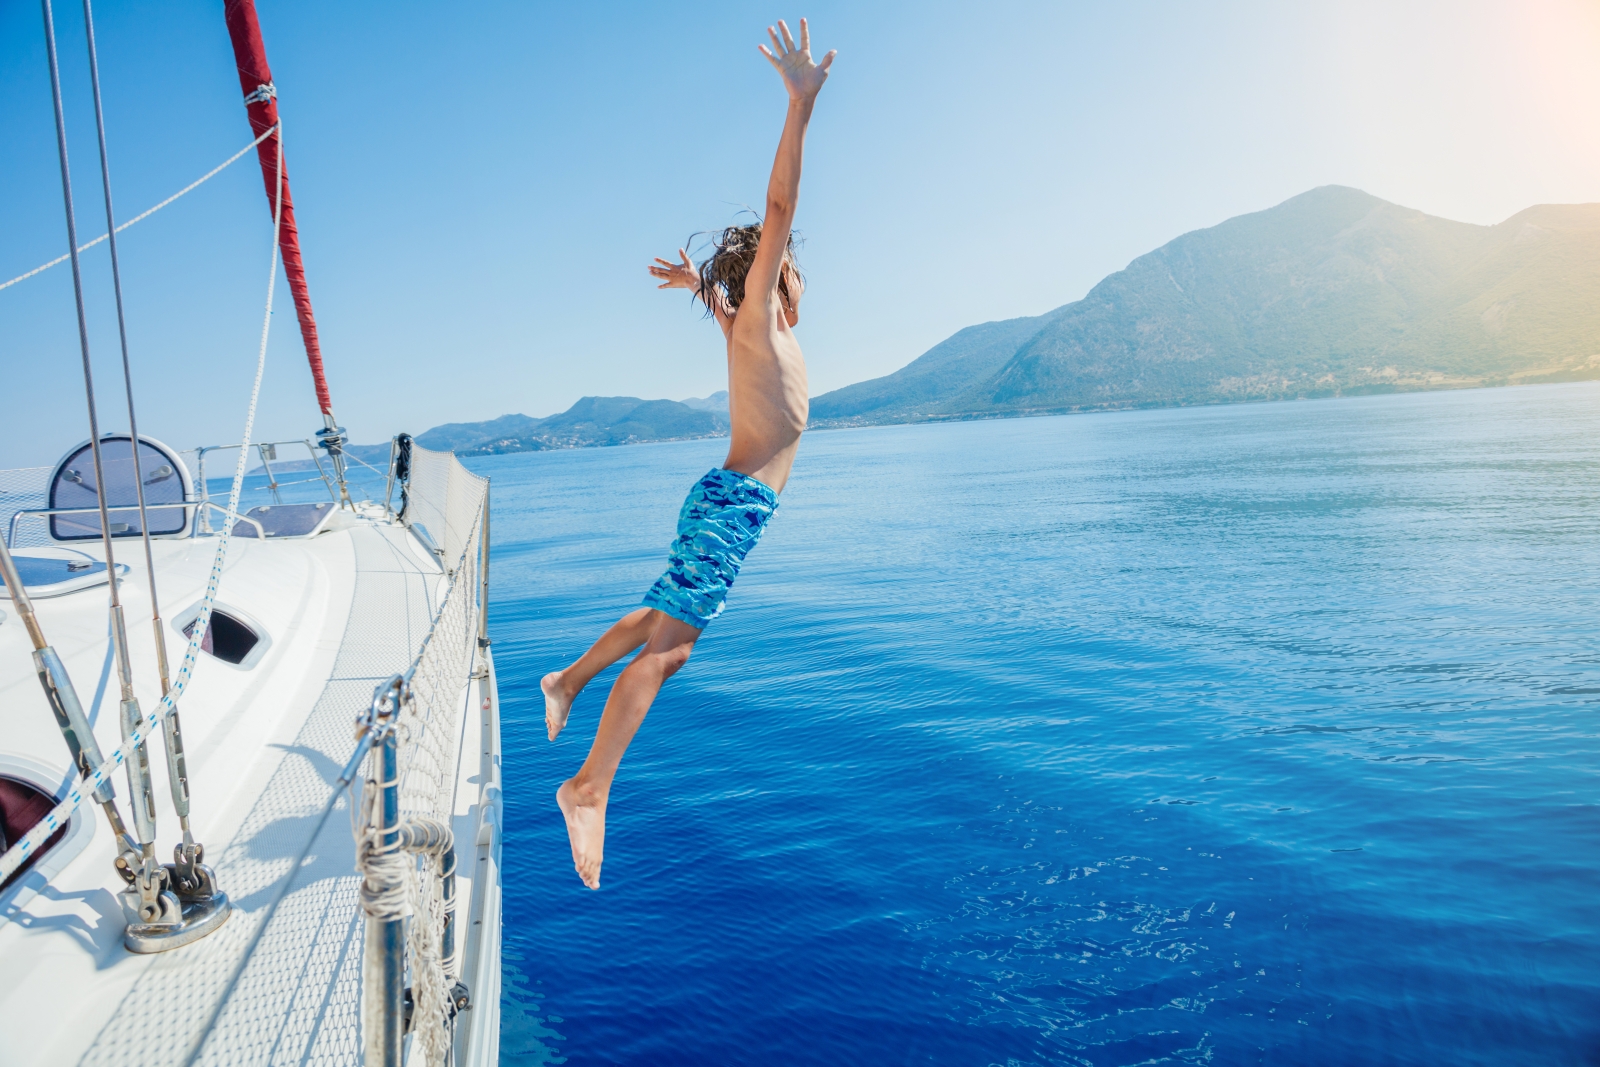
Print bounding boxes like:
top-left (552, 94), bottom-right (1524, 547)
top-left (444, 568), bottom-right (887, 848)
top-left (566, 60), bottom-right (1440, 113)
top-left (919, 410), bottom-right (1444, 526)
top-left (696, 222), bottom-right (803, 316)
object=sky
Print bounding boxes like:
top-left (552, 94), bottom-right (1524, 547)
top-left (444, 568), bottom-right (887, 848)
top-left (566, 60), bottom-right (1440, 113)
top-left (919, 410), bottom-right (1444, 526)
top-left (3, 0), bottom-right (1599, 467)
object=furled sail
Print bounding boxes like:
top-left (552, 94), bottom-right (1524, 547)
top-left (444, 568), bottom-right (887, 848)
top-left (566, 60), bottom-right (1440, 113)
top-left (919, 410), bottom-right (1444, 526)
top-left (221, 0), bottom-right (333, 419)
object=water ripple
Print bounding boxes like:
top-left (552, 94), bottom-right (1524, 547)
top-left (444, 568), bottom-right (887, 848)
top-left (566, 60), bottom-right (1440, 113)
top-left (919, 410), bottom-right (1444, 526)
top-left (477, 385), bottom-right (1600, 1065)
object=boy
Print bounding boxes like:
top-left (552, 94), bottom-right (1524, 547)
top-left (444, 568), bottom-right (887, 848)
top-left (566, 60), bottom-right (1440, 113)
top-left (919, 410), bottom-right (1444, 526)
top-left (542, 19), bottom-right (835, 889)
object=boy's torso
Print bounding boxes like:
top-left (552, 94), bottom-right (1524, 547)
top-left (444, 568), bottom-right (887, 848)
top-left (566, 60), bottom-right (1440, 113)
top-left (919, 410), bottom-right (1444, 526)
top-left (723, 300), bottom-right (809, 493)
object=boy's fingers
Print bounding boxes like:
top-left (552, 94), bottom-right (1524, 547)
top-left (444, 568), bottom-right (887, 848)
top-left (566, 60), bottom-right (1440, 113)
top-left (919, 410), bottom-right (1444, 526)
top-left (778, 20), bottom-right (795, 52)
top-left (799, 18), bottom-right (809, 52)
top-left (759, 43), bottom-right (780, 68)
top-left (819, 49), bottom-right (836, 71)
top-left (766, 26), bottom-right (783, 56)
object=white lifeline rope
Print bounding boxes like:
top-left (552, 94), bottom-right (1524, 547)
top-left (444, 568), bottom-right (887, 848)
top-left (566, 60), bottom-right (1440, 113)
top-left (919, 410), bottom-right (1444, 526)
top-left (0, 123), bottom-right (278, 293)
top-left (0, 127), bottom-right (287, 884)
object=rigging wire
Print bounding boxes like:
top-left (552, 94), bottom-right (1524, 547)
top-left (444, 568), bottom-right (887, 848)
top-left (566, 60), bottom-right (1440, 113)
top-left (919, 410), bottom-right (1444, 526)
top-left (39, 0), bottom-right (168, 897)
top-left (80, 0), bottom-right (205, 874)
top-left (39, 0), bottom-right (130, 717)
top-left (80, 0), bottom-right (166, 696)
top-left (0, 94), bottom-right (290, 887)
top-left (0, 123), bottom-right (277, 293)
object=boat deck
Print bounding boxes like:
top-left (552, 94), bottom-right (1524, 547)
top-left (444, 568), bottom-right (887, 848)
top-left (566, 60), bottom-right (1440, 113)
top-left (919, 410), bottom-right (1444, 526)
top-left (0, 509), bottom-right (500, 1065)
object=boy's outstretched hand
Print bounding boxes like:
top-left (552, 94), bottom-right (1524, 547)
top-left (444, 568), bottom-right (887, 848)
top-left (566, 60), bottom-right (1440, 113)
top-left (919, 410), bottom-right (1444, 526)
top-left (649, 249), bottom-right (699, 292)
top-left (760, 18), bottom-right (835, 101)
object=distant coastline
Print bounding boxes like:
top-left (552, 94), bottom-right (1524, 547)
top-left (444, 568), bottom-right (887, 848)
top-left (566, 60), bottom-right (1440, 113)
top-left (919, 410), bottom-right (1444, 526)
top-left (254, 374), bottom-right (1596, 477)
top-left (807, 366), bottom-right (1600, 430)
top-left (279, 184), bottom-right (1600, 465)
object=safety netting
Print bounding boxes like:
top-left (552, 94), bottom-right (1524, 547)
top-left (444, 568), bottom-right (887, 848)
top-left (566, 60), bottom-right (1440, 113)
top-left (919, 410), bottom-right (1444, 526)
top-left (401, 443), bottom-right (484, 569)
top-left (0, 466), bottom-right (56, 549)
top-left (357, 445), bottom-right (487, 1064)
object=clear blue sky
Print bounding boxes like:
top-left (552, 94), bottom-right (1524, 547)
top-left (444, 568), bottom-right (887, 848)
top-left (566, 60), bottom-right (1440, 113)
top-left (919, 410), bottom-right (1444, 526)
top-left (3, 1), bottom-right (1598, 466)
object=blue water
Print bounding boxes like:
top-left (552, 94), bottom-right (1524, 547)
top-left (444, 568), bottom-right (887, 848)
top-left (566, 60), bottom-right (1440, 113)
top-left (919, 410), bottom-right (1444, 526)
top-left (472, 384), bottom-right (1600, 1066)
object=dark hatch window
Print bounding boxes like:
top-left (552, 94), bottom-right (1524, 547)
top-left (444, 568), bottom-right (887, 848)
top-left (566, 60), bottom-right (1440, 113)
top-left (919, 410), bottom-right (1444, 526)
top-left (49, 436), bottom-right (187, 541)
top-left (233, 501), bottom-right (333, 538)
top-left (183, 610), bottom-right (261, 666)
top-left (0, 776), bottom-right (69, 891)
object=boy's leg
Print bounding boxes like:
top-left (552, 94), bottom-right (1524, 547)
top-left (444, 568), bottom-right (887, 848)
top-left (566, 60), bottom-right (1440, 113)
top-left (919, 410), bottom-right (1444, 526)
top-left (543, 607), bottom-right (659, 740)
top-left (558, 613), bottom-right (703, 889)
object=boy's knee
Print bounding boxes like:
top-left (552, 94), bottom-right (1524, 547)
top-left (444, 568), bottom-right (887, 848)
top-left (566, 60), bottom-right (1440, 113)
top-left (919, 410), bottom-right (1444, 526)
top-left (657, 641), bottom-right (696, 676)
top-left (628, 641), bottom-right (693, 680)
top-left (656, 643), bottom-right (693, 676)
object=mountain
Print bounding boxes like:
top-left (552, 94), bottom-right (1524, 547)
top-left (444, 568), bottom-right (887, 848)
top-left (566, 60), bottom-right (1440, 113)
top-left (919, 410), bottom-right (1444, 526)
top-left (243, 441), bottom-right (392, 476)
top-left (414, 413), bottom-right (546, 453)
top-left (679, 391), bottom-right (729, 413)
top-left (411, 395), bottom-right (732, 455)
top-left (808, 311), bottom-right (1072, 423)
top-left (810, 186), bottom-right (1600, 425)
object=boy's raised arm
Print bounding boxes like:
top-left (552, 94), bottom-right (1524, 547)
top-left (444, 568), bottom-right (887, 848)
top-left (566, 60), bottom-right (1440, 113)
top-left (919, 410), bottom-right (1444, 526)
top-left (748, 18), bottom-right (834, 310)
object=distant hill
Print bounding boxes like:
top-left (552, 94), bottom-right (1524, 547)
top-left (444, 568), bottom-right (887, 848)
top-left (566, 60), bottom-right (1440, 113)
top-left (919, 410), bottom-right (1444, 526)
top-left (678, 390), bottom-right (729, 413)
top-left (808, 312), bottom-right (1072, 423)
top-left (413, 393), bottom-right (731, 455)
top-left (811, 186), bottom-right (1600, 425)
top-left (413, 413), bottom-right (546, 454)
top-left (242, 440), bottom-right (392, 476)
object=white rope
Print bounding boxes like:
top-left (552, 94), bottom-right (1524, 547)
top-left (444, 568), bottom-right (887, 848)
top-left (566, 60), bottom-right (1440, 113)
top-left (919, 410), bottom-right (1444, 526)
top-left (356, 767), bottom-right (411, 922)
top-left (0, 127), bottom-right (286, 885)
top-left (0, 123), bottom-right (278, 293)
top-left (406, 848), bottom-right (450, 1066)
top-left (242, 82), bottom-right (276, 106)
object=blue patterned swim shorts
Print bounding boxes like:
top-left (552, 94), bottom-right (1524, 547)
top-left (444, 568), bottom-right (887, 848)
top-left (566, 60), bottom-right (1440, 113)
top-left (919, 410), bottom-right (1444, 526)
top-left (641, 467), bottom-right (779, 629)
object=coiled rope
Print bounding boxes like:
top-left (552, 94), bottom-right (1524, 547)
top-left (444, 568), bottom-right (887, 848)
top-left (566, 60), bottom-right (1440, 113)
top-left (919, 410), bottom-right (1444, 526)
top-left (355, 759), bottom-right (411, 922)
top-left (357, 795), bottom-right (455, 1065)
top-left (0, 123), bottom-right (287, 885)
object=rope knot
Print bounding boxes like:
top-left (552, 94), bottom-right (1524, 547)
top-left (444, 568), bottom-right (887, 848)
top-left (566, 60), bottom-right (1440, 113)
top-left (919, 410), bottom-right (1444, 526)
top-left (242, 82), bottom-right (276, 106)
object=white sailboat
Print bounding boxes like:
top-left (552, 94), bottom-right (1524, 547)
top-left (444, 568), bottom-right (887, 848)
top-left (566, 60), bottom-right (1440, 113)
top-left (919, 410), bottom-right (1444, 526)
top-left (0, 2), bottom-right (502, 1063)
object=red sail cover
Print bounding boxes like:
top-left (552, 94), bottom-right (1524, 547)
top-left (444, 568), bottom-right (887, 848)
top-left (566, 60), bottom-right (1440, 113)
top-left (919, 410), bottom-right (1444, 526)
top-left (222, 0), bottom-right (333, 417)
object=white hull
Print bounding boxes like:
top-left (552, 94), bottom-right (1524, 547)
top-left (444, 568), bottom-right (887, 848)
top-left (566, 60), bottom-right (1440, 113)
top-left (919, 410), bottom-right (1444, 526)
top-left (0, 460), bottom-right (500, 1064)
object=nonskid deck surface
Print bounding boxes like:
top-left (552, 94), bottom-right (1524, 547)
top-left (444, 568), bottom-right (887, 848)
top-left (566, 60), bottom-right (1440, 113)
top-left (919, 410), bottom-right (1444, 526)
top-left (0, 514), bottom-right (493, 1065)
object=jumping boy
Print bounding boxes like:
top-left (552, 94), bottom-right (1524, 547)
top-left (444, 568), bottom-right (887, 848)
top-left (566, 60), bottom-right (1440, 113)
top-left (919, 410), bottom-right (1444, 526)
top-left (541, 19), bottom-right (835, 889)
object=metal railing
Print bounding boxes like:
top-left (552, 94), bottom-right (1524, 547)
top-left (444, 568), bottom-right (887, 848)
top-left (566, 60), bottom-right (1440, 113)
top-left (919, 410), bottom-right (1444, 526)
top-left (190, 438), bottom-right (341, 531)
top-left (6, 500), bottom-right (267, 546)
top-left (356, 447), bottom-right (488, 1065)
top-left (3, 436), bottom-right (401, 549)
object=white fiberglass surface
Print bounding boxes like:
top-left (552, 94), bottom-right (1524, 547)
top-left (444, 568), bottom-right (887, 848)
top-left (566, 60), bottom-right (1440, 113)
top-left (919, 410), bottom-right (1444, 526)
top-left (0, 517), bottom-right (483, 1065)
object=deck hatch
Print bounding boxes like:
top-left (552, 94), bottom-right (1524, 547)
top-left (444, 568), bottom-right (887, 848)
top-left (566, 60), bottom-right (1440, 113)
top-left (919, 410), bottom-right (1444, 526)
top-left (0, 775), bottom-right (69, 891)
top-left (232, 501), bottom-right (334, 538)
top-left (0, 554), bottom-right (116, 599)
top-left (48, 435), bottom-right (191, 541)
top-left (173, 601), bottom-right (273, 670)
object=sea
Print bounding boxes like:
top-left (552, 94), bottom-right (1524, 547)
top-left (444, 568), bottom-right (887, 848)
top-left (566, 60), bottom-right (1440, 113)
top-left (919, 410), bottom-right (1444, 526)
top-left (465, 382), bottom-right (1599, 1066)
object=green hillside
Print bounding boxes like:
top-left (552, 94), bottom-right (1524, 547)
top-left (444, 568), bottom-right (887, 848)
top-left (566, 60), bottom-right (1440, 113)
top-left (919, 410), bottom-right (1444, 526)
top-left (811, 187), bottom-right (1600, 425)
top-left (415, 394), bottom-right (731, 454)
top-left (808, 309), bottom-right (1072, 422)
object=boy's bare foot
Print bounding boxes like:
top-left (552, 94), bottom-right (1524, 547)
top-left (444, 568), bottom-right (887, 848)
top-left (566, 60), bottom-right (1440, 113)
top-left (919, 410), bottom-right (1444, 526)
top-left (542, 671), bottom-right (574, 740)
top-left (557, 779), bottom-right (605, 889)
